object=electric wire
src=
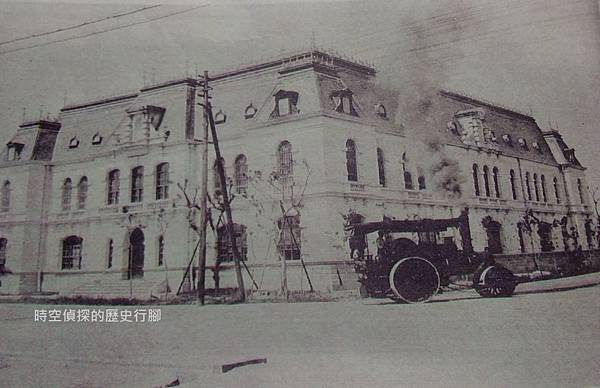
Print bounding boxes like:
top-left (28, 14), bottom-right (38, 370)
top-left (0, 4), bottom-right (209, 56)
top-left (0, 4), bottom-right (162, 47)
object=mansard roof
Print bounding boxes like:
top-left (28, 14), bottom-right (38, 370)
top-left (428, 91), bottom-right (561, 166)
top-left (44, 49), bottom-right (573, 168)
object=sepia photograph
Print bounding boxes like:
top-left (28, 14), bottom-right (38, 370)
top-left (0, 0), bottom-right (599, 387)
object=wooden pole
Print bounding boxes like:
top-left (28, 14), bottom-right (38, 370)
top-left (206, 86), bottom-right (246, 303)
top-left (196, 71), bottom-right (210, 304)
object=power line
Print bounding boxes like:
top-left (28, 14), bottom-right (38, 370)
top-left (0, 4), bottom-right (162, 47)
top-left (0, 4), bottom-right (209, 56)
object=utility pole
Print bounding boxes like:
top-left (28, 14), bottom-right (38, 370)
top-left (196, 71), bottom-right (210, 304)
top-left (206, 90), bottom-right (246, 302)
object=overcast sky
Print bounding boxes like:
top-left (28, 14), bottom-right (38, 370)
top-left (1, 0), bottom-right (599, 188)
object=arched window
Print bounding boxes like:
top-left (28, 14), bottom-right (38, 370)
top-left (131, 166), bottom-right (144, 203)
top-left (578, 178), bottom-right (585, 204)
top-left (472, 164), bottom-right (480, 196)
top-left (517, 223), bottom-right (526, 253)
top-left (234, 154), bottom-right (248, 194)
top-left (525, 172), bottom-right (532, 201)
top-left (77, 177), bottom-right (88, 209)
top-left (0, 238), bottom-right (7, 270)
top-left (376, 148), bottom-right (386, 187)
top-left (403, 153), bottom-right (413, 190)
top-left (277, 141), bottom-right (293, 186)
top-left (155, 162), bottom-right (169, 200)
top-left (418, 172), bottom-right (426, 190)
top-left (1, 181), bottom-right (10, 212)
top-left (62, 236), bottom-right (82, 270)
top-left (62, 178), bottom-right (72, 211)
top-left (157, 235), bottom-right (165, 266)
top-left (345, 139), bottom-right (358, 182)
top-left (404, 171), bottom-right (413, 190)
top-left (213, 157), bottom-right (225, 194)
top-left (107, 169), bottom-right (120, 205)
top-left (482, 165), bottom-right (491, 197)
top-left (509, 170), bottom-right (517, 200)
top-left (217, 224), bottom-right (247, 262)
top-left (492, 167), bottom-right (500, 198)
top-left (553, 177), bottom-right (561, 204)
top-left (278, 215), bottom-right (301, 260)
top-left (540, 175), bottom-right (547, 202)
top-left (107, 239), bottom-right (114, 269)
top-left (533, 173), bottom-right (540, 202)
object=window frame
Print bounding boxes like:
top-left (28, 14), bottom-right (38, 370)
top-left (277, 141), bottom-right (293, 186)
top-left (77, 176), bottom-right (88, 209)
top-left (345, 139), bottom-right (358, 182)
top-left (216, 224), bottom-right (248, 263)
top-left (62, 178), bottom-right (72, 211)
top-left (234, 154), bottom-right (248, 194)
top-left (0, 238), bottom-right (7, 269)
top-left (107, 169), bottom-right (120, 205)
top-left (131, 166), bottom-right (144, 203)
top-left (155, 162), bottom-right (169, 200)
top-left (1, 180), bottom-right (10, 212)
top-left (277, 215), bottom-right (301, 261)
top-left (472, 164), bottom-right (480, 196)
top-left (61, 236), bottom-right (83, 270)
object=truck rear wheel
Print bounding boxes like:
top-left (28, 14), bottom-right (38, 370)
top-left (389, 257), bottom-right (440, 303)
top-left (474, 265), bottom-right (517, 297)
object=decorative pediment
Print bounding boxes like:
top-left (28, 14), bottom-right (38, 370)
top-left (330, 88), bottom-right (358, 116)
top-left (453, 108), bottom-right (497, 149)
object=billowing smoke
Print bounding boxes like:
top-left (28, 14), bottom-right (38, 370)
top-left (425, 135), bottom-right (466, 202)
top-left (372, 1), bottom-right (472, 201)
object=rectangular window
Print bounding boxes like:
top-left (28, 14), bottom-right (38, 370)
top-left (62, 237), bottom-right (82, 270)
top-left (158, 236), bottom-right (165, 266)
top-left (107, 170), bottom-right (120, 205)
top-left (107, 239), bottom-right (113, 269)
top-left (131, 166), bottom-right (144, 203)
top-left (217, 225), bottom-right (247, 262)
top-left (155, 163), bottom-right (169, 200)
top-left (0, 239), bottom-right (7, 270)
top-left (278, 98), bottom-right (290, 116)
top-left (278, 216), bottom-right (301, 260)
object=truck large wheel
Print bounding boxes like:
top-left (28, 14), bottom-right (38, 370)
top-left (474, 265), bottom-right (517, 297)
top-left (389, 257), bottom-right (440, 303)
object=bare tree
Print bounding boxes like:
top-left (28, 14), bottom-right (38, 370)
top-left (242, 158), bottom-right (314, 299)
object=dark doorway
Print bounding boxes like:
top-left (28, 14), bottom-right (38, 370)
top-left (128, 228), bottom-right (145, 279)
top-left (484, 221), bottom-right (503, 254)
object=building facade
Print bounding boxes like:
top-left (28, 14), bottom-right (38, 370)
top-left (0, 50), bottom-right (595, 297)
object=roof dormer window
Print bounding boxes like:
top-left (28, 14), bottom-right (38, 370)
top-left (502, 134), bottom-right (512, 145)
top-left (91, 133), bottom-right (103, 145)
top-left (517, 138), bottom-right (527, 149)
top-left (330, 89), bottom-right (358, 117)
top-left (214, 109), bottom-right (227, 124)
top-left (6, 142), bottom-right (24, 161)
top-left (244, 103), bottom-right (257, 119)
top-left (270, 90), bottom-right (299, 118)
top-left (68, 137), bottom-right (80, 149)
top-left (532, 141), bottom-right (542, 153)
top-left (375, 104), bottom-right (387, 119)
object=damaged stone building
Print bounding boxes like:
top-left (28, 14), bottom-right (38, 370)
top-left (0, 49), bottom-right (595, 296)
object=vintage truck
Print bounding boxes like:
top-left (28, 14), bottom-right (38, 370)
top-left (347, 209), bottom-right (518, 303)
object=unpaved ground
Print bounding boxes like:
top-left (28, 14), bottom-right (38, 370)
top-left (1, 286), bottom-right (599, 388)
